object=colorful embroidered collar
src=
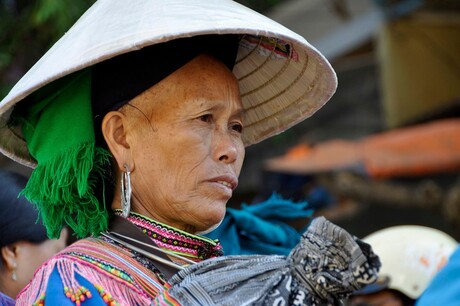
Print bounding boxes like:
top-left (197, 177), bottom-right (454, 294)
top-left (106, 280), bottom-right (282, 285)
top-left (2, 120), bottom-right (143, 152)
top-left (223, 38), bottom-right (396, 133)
top-left (113, 210), bottom-right (223, 260)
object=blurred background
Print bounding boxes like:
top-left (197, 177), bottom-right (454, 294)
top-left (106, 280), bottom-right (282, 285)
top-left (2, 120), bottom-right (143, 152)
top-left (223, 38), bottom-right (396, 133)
top-left (1, 0), bottom-right (460, 240)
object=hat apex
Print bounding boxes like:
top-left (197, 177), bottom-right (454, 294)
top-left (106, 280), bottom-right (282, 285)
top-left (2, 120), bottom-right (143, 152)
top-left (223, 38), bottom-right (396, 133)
top-left (0, 0), bottom-right (336, 167)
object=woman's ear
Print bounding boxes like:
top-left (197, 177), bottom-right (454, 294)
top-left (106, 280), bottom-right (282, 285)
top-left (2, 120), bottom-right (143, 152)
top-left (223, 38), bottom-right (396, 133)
top-left (1, 245), bottom-right (18, 270)
top-left (101, 111), bottom-right (133, 171)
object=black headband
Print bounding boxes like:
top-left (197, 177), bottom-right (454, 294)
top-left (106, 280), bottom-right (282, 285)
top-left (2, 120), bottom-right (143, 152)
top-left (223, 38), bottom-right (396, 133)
top-left (91, 34), bottom-right (240, 119)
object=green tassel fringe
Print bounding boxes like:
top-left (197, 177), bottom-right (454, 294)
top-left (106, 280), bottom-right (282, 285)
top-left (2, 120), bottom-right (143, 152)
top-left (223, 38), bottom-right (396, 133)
top-left (21, 142), bottom-right (112, 239)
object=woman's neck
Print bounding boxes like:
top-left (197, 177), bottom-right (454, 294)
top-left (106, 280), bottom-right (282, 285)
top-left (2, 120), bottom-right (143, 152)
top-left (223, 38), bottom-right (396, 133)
top-left (0, 271), bottom-right (18, 300)
top-left (111, 200), bottom-right (197, 234)
top-left (112, 210), bottom-right (223, 260)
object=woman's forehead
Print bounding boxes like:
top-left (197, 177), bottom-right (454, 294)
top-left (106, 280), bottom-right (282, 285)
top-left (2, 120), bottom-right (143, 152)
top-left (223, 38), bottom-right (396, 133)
top-left (129, 55), bottom-right (241, 116)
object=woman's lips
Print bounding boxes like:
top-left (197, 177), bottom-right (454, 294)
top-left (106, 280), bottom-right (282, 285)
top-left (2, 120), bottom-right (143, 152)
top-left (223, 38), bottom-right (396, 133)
top-left (209, 175), bottom-right (238, 191)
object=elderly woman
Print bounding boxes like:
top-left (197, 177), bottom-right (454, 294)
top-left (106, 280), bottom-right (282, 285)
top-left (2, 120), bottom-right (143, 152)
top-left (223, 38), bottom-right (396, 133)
top-left (0, 170), bottom-right (68, 305)
top-left (0, 0), bottom-right (380, 305)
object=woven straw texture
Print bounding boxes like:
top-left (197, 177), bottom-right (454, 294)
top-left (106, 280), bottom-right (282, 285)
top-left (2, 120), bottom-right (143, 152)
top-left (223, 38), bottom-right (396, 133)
top-left (0, 0), bottom-right (337, 168)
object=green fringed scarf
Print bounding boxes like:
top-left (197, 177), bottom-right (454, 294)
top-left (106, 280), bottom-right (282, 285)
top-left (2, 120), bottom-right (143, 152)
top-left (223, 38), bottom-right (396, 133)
top-left (13, 70), bottom-right (112, 239)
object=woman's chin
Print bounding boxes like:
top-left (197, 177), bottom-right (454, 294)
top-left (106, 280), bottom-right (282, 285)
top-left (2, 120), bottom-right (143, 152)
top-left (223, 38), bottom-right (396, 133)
top-left (194, 210), bottom-right (225, 234)
top-left (195, 217), bottom-right (224, 235)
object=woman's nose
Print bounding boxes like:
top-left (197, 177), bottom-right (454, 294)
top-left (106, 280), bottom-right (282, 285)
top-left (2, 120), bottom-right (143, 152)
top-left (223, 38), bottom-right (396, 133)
top-left (214, 131), bottom-right (239, 164)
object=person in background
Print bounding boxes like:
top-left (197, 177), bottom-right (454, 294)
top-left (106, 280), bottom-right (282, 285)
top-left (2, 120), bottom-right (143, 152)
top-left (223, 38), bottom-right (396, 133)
top-left (0, 170), bottom-right (68, 305)
top-left (346, 225), bottom-right (457, 306)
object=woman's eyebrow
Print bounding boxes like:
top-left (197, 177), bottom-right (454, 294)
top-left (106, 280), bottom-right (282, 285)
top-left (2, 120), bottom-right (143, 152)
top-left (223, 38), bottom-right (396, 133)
top-left (232, 108), bottom-right (245, 120)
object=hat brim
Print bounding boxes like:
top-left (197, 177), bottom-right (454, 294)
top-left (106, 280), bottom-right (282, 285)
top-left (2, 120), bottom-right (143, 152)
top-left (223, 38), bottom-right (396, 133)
top-left (0, 0), bottom-right (337, 168)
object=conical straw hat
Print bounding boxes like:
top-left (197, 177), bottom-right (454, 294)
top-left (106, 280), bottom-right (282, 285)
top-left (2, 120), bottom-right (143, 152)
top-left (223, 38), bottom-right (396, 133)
top-left (0, 0), bottom-right (337, 168)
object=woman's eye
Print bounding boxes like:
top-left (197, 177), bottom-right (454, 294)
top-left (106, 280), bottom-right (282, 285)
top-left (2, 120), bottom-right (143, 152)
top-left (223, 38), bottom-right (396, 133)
top-left (231, 123), bottom-right (243, 133)
top-left (199, 114), bottom-right (212, 123)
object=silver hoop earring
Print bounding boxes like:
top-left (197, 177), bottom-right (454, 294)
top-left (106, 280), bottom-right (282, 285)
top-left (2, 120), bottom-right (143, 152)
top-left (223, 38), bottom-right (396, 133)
top-left (121, 164), bottom-right (132, 218)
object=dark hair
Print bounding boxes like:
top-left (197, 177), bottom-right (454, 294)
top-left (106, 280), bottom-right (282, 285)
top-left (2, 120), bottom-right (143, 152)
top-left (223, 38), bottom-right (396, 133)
top-left (0, 170), bottom-right (48, 248)
top-left (391, 289), bottom-right (416, 306)
top-left (91, 34), bottom-right (239, 121)
top-left (90, 34), bottom-right (240, 210)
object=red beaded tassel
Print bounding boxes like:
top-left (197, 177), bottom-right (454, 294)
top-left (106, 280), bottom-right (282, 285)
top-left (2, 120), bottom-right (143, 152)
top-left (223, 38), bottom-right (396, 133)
top-left (94, 284), bottom-right (120, 306)
top-left (64, 285), bottom-right (92, 305)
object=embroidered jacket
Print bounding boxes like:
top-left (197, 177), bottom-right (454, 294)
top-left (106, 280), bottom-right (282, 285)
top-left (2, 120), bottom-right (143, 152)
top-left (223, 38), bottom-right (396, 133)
top-left (16, 215), bottom-right (380, 305)
top-left (16, 212), bottom-right (222, 305)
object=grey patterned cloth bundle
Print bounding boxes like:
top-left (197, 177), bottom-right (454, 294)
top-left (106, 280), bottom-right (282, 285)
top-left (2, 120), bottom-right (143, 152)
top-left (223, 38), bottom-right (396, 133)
top-left (166, 217), bottom-right (381, 305)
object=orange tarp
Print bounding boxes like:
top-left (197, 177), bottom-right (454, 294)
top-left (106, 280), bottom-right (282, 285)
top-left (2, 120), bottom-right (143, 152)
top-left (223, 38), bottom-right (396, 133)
top-left (265, 119), bottom-right (460, 179)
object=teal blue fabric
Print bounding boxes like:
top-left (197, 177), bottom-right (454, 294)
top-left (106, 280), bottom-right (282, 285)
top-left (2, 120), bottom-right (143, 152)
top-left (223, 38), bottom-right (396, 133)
top-left (416, 245), bottom-right (460, 306)
top-left (206, 193), bottom-right (314, 256)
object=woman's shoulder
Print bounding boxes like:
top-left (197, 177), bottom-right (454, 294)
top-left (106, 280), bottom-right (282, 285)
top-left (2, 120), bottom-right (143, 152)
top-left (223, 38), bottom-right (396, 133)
top-left (16, 237), bottom-right (166, 305)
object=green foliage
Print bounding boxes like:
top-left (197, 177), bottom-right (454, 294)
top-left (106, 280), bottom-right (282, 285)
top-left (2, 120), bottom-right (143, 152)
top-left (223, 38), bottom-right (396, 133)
top-left (0, 0), bottom-right (280, 99)
top-left (0, 0), bottom-right (95, 98)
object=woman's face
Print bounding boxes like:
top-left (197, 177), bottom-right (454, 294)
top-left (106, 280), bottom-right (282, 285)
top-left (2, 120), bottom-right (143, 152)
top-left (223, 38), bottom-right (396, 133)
top-left (124, 55), bottom-right (245, 233)
top-left (7, 228), bottom-right (68, 297)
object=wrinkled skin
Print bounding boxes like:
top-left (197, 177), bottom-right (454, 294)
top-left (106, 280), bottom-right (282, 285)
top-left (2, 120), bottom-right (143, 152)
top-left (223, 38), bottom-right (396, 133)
top-left (104, 55), bottom-right (245, 234)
